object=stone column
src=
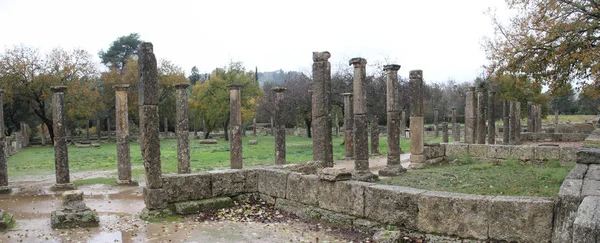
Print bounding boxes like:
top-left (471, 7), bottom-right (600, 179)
top-left (380, 64), bottom-right (405, 176)
top-left (503, 100), bottom-right (510, 145)
top-left (51, 86), bottom-right (74, 191)
top-left (114, 84), bottom-right (136, 185)
top-left (350, 57), bottom-right (376, 181)
top-left (41, 123), bottom-right (46, 146)
top-left (509, 101), bottom-right (517, 144)
top-left (370, 116), bottom-right (380, 155)
top-left (312, 52), bottom-right (333, 167)
top-left (487, 91), bottom-right (496, 145)
top-left (401, 110), bottom-right (406, 138)
top-left (555, 110), bottom-right (559, 133)
top-left (252, 117), bottom-right (257, 136)
top-left (273, 87), bottom-right (286, 165)
top-left (442, 122), bottom-right (449, 143)
top-left (536, 105), bottom-right (542, 133)
top-left (433, 108), bottom-right (439, 137)
top-left (527, 102), bottom-right (533, 132)
top-left (465, 87), bottom-right (476, 144)
top-left (229, 84), bottom-right (243, 169)
top-left (0, 90), bottom-right (9, 193)
top-left (138, 43), bottom-right (163, 195)
top-left (342, 93), bottom-right (354, 160)
top-left (476, 88), bottom-right (486, 144)
top-left (452, 107), bottom-right (459, 142)
top-left (409, 70), bottom-right (425, 168)
top-left (174, 83), bottom-right (191, 174)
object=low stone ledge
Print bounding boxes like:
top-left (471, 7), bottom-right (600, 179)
top-left (143, 187), bottom-right (167, 210)
top-left (577, 148), bottom-right (600, 164)
top-left (317, 168), bottom-right (351, 181)
top-left (487, 196), bottom-right (554, 242)
top-left (582, 179), bottom-right (600, 197)
top-left (511, 146), bottom-right (534, 161)
top-left (572, 196), bottom-right (600, 242)
top-left (561, 147), bottom-right (578, 163)
top-left (585, 164), bottom-right (600, 181)
top-left (198, 139), bottom-right (218, 144)
top-left (352, 218), bottom-right (382, 235)
top-left (318, 180), bottom-right (373, 217)
top-left (534, 146), bottom-right (560, 161)
top-left (468, 144), bottom-right (488, 158)
top-left (285, 173), bottom-right (319, 206)
top-left (210, 169), bottom-right (257, 197)
top-left (553, 179), bottom-right (584, 242)
top-left (364, 185), bottom-right (424, 230)
top-left (488, 145), bottom-right (511, 159)
top-left (172, 197), bottom-right (233, 215)
top-left (162, 173), bottom-right (211, 203)
top-left (257, 169), bottom-right (290, 198)
top-left (567, 164), bottom-right (589, 180)
top-left (445, 143), bottom-right (468, 158)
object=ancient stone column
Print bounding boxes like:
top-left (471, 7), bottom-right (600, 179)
top-left (409, 70), bottom-right (425, 168)
top-left (555, 110), bottom-right (559, 133)
top-left (380, 64), bottom-right (405, 176)
top-left (442, 122), bottom-right (449, 143)
top-left (0, 90), bottom-right (9, 193)
top-left (273, 87), bottom-right (286, 165)
top-left (312, 52), bottom-right (333, 167)
top-left (252, 117), bottom-right (257, 136)
top-left (527, 102), bottom-right (533, 132)
top-left (503, 100), bottom-right (510, 145)
top-left (487, 91), bottom-right (496, 145)
top-left (51, 86), bottom-right (74, 190)
top-left (536, 105), bottom-right (542, 133)
top-left (138, 43), bottom-right (163, 192)
top-left (452, 107), bottom-right (459, 142)
top-left (434, 108), bottom-right (439, 137)
top-left (342, 93), bottom-right (354, 160)
top-left (476, 88), bottom-right (486, 144)
top-left (229, 84), bottom-right (243, 169)
top-left (174, 83), bottom-right (191, 174)
top-left (370, 116), bottom-right (380, 155)
top-left (465, 87), bottom-right (476, 144)
top-left (350, 57), bottom-right (375, 181)
top-left (401, 110), bottom-right (406, 138)
top-left (114, 84), bottom-right (136, 185)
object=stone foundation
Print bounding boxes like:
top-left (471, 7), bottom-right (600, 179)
top-left (444, 143), bottom-right (576, 164)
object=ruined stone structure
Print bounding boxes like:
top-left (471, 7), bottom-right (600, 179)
top-left (370, 116), bottom-right (380, 155)
top-left (0, 90), bottom-right (9, 193)
top-left (229, 84), bottom-right (243, 169)
top-left (409, 70), bottom-right (425, 168)
top-left (503, 100), bottom-right (510, 145)
top-left (476, 88), bottom-right (486, 144)
top-left (114, 84), bottom-right (136, 185)
top-left (273, 87), bottom-right (286, 165)
top-left (465, 87), bottom-right (476, 144)
top-left (342, 93), bottom-right (354, 160)
top-left (174, 83), bottom-right (191, 173)
top-left (379, 64), bottom-right (405, 176)
top-left (508, 101), bottom-right (522, 145)
top-left (50, 190), bottom-right (99, 229)
top-left (350, 57), bottom-right (375, 181)
top-left (452, 107), bottom-right (459, 142)
top-left (442, 122), bottom-right (449, 143)
top-left (312, 52), bottom-right (333, 167)
top-left (487, 91), bottom-right (496, 145)
top-left (51, 86), bottom-right (74, 191)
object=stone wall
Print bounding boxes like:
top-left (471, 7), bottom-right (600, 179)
top-left (444, 143), bottom-right (576, 164)
top-left (152, 167), bottom-right (554, 242)
top-left (521, 132), bottom-right (588, 142)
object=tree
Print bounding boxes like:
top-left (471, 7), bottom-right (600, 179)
top-left (188, 66), bottom-right (201, 85)
top-left (484, 0), bottom-right (600, 94)
top-left (490, 74), bottom-right (550, 117)
top-left (550, 83), bottom-right (577, 114)
top-left (577, 85), bottom-right (600, 114)
top-left (98, 33), bottom-right (142, 72)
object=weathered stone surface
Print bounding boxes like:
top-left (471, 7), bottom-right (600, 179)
top-left (582, 179), bottom-right (600, 197)
top-left (114, 85), bottom-right (133, 182)
top-left (143, 187), bottom-right (167, 210)
top-left (409, 117), bottom-right (424, 165)
top-left (313, 207), bottom-right (356, 229)
top-left (567, 164), bottom-right (589, 179)
top-left (577, 148), bottom-right (600, 164)
top-left (511, 146), bottom-right (534, 161)
top-left (229, 85), bottom-right (243, 169)
top-left (586, 164), bottom-right (600, 181)
top-left (502, 100), bottom-right (510, 145)
top-left (257, 169), bottom-right (290, 198)
top-left (285, 173), bottom-right (319, 206)
top-left (174, 83), bottom-right (191, 174)
top-left (488, 145), bottom-right (511, 159)
top-left (199, 139), bottom-right (218, 144)
top-left (442, 122), bottom-right (449, 143)
top-left (162, 173), bottom-right (211, 202)
top-left (572, 196), bottom-right (600, 243)
top-left (258, 193), bottom-right (276, 205)
top-left (138, 43), bottom-right (159, 105)
top-left (534, 146), bottom-right (560, 161)
top-left (465, 87), bottom-right (476, 144)
top-left (51, 190), bottom-right (99, 229)
top-left (445, 144), bottom-right (468, 158)
top-left (354, 114), bottom-right (370, 172)
top-left (274, 198), bottom-right (317, 220)
top-left (476, 88), bottom-right (486, 144)
top-left (248, 140), bottom-right (258, 145)
top-left (317, 168), bottom-right (351, 181)
top-left (62, 190), bottom-right (84, 204)
top-left (342, 93), bottom-right (354, 159)
top-left (487, 196), bottom-right (554, 242)
top-left (318, 180), bottom-right (373, 217)
top-left (378, 165), bottom-right (406, 177)
top-left (468, 144), bottom-right (488, 158)
top-left (364, 185), bottom-right (423, 230)
top-left (417, 191), bottom-right (490, 240)
top-left (353, 218), bottom-right (382, 234)
top-left (210, 169), bottom-right (249, 197)
top-left (172, 197), bottom-right (233, 215)
top-left (52, 87), bottom-right (71, 186)
top-left (487, 91), bottom-right (496, 145)
top-left (311, 53), bottom-right (333, 168)
top-left (273, 87), bottom-right (286, 165)
top-left (139, 105), bottom-right (162, 189)
top-left (385, 65), bottom-right (401, 166)
top-left (451, 108), bottom-right (460, 142)
top-left (553, 179), bottom-right (584, 243)
top-left (372, 230), bottom-right (403, 243)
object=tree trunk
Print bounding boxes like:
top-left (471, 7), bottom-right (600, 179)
top-left (305, 119), bottom-right (312, 138)
top-left (44, 120), bottom-right (55, 145)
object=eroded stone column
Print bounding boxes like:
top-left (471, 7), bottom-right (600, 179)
top-left (452, 107), bottom-right (459, 142)
top-left (138, 43), bottom-right (163, 198)
top-left (312, 52), bottom-right (333, 167)
top-left (350, 57), bottom-right (376, 181)
top-left (342, 93), bottom-right (354, 160)
top-left (228, 84), bottom-right (243, 169)
top-left (465, 87), bottom-right (476, 144)
top-left (434, 108), bottom-right (439, 137)
top-left (0, 90), bottom-right (10, 193)
top-left (114, 84), bottom-right (136, 185)
top-left (476, 88), bottom-right (486, 144)
top-left (536, 105), bottom-right (542, 133)
top-left (273, 87), bottom-right (286, 165)
top-left (442, 121), bottom-right (449, 143)
top-left (370, 116), bottom-right (380, 155)
top-left (503, 100), bottom-right (510, 145)
top-left (487, 91), bottom-right (496, 145)
top-left (380, 64), bottom-right (405, 176)
top-left (409, 70), bottom-right (425, 168)
top-left (174, 83), bottom-right (191, 173)
top-left (51, 86), bottom-right (74, 191)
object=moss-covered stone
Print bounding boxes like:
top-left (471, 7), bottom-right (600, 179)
top-left (139, 208), bottom-right (179, 222)
top-left (50, 209), bottom-right (99, 229)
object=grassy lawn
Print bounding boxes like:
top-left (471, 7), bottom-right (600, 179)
top-left (379, 157), bottom-right (574, 197)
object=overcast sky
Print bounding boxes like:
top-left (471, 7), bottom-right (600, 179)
top-left (0, 0), bottom-right (510, 83)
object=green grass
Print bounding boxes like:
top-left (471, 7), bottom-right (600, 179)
top-left (379, 157), bottom-right (574, 197)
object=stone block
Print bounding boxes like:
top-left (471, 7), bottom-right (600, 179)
top-left (534, 146), bottom-right (560, 161)
top-left (417, 191), bottom-right (489, 240)
top-left (199, 139), bottom-right (218, 144)
top-left (372, 230), bottom-right (403, 243)
top-left (487, 196), bottom-right (554, 242)
top-left (445, 144), bottom-right (468, 158)
top-left (559, 179), bottom-right (583, 199)
top-left (424, 144), bottom-right (445, 159)
top-left (468, 144), bottom-right (488, 158)
top-left (172, 197), bottom-right (233, 215)
top-left (313, 208), bottom-right (356, 230)
top-left (162, 173), bottom-right (211, 203)
top-left (50, 209), bottom-right (99, 229)
top-left (352, 218), bottom-right (382, 234)
top-left (143, 187), bottom-right (167, 210)
top-left (244, 169), bottom-right (258, 192)
top-left (553, 179), bottom-right (584, 243)
top-left (62, 190), bottom-right (84, 205)
top-left (577, 148), bottom-right (600, 164)
top-left (511, 146), bottom-right (534, 161)
top-left (585, 164), bottom-right (600, 181)
top-left (560, 147), bottom-right (578, 163)
top-left (285, 173), bottom-right (319, 206)
top-left (582, 179), bottom-right (600, 197)
top-left (210, 169), bottom-right (246, 197)
top-left (572, 196), bottom-right (600, 243)
top-left (567, 164), bottom-right (589, 180)
top-left (488, 145), bottom-right (511, 159)
top-left (248, 140), bottom-right (258, 145)
top-left (364, 185), bottom-right (423, 230)
top-left (317, 168), bottom-right (351, 181)
top-left (275, 198), bottom-right (322, 221)
top-left (257, 169), bottom-right (290, 198)
top-left (318, 180), bottom-right (373, 217)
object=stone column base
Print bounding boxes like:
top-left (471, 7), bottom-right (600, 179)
top-left (50, 183), bottom-right (76, 191)
top-left (409, 154), bottom-right (426, 169)
top-left (0, 186), bottom-right (11, 194)
top-left (378, 165), bottom-right (407, 177)
top-left (144, 187), bottom-right (167, 210)
top-left (117, 180), bottom-right (139, 186)
top-left (352, 170), bottom-right (379, 182)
